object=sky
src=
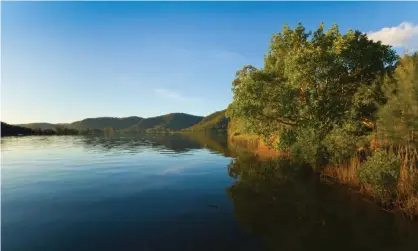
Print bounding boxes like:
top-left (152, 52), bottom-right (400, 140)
top-left (2, 1), bottom-right (418, 124)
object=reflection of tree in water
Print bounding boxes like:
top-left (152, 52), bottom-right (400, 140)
top-left (79, 134), bottom-right (200, 153)
top-left (78, 133), bottom-right (232, 155)
top-left (146, 134), bottom-right (202, 152)
top-left (227, 156), bottom-right (418, 251)
top-left (182, 132), bottom-right (234, 157)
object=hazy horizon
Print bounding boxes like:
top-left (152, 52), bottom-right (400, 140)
top-left (2, 2), bottom-right (418, 124)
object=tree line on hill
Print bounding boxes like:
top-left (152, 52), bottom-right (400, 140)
top-left (1, 111), bottom-right (229, 137)
top-left (1, 122), bottom-right (81, 136)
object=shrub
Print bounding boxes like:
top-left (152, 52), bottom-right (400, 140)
top-left (277, 129), bottom-right (297, 151)
top-left (357, 149), bottom-right (400, 199)
top-left (322, 127), bottom-right (358, 164)
top-left (290, 128), bottom-right (326, 171)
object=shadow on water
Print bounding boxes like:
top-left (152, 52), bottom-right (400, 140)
top-left (226, 155), bottom-right (418, 251)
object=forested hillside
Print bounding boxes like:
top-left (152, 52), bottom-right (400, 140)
top-left (182, 110), bottom-right (228, 132)
top-left (17, 114), bottom-right (205, 133)
top-left (17, 123), bottom-right (68, 131)
top-left (70, 116), bottom-right (143, 130)
top-left (120, 113), bottom-right (204, 133)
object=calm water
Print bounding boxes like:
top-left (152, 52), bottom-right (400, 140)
top-left (2, 134), bottom-right (418, 251)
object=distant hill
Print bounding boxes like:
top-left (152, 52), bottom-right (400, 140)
top-left (70, 116), bottom-right (143, 130)
top-left (17, 123), bottom-right (68, 131)
top-left (2, 122), bottom-right (34, 136)
top-left (182, 110), bottom-right (228, 132)
top-left (15, 113), bottom-right (207, 134)
top-left (18, 117), bottom-right (143, 131)
top-left (121, 113), bottom-right (204, 133)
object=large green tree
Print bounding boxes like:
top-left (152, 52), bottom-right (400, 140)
top-left (227, 23), bottom-right (397, 140)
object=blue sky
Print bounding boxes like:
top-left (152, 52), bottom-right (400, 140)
top-left (2, 2), bottom-right (418, 124)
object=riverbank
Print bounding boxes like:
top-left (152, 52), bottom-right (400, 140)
top-left (227, 133), bottom-right (282, 160)
top-left (321, 156), bottom-right (418, 220)
top-left (228, 133), bottom-right (418, 220)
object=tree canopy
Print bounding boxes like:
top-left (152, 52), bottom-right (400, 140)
top-left (227, 23), bottom-right (397, 139)
top-left (227, 23), bottom-right (399, 167)
top-left (377, 53), bottom-right (418, 148)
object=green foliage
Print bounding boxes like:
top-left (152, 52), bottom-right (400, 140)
top-left (357, 149), bottom-right (400, 197)
top-left (226, 24), bottom-right (418, 215)
top-left (227, 117), bottom-right (252, 136)
top-left (226, 22), bottom-right (397, 170)
top-left (290, 128), bottom-right (326, 170)
top-left (322, 126), bottom-right (359, 164)
top-left (377, 53), bottom-right (418, 148)
top-left (277, 129), bottom-right (297, 150)
top-left (227, 22), bottom-right (397, 138)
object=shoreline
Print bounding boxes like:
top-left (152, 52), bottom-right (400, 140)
top-left (227, 133), bottom-right (418, 220)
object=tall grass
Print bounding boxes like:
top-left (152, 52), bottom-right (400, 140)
top-left (228, 128), bottom-right (418, 219)
top-left (395, 146), bottom-right (418, 218)
top-left (322, 147), bottom-right (418, 219)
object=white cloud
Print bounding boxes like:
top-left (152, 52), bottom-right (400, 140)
top-left (367, 22), bottom-right (418, 49)
top-left (154, 88), bottom-right (199, 102)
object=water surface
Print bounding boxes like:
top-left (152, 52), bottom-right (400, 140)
top-left (2, 134), bottom-right (418, 251)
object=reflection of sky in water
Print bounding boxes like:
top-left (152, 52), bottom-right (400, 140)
top-left (1, 135), bottom-right (232, 197)
top-left (1, 134), bottom-right (250, 251)
top-left (2, 135), bottom-right (418, 251)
